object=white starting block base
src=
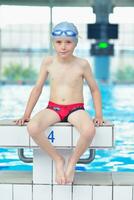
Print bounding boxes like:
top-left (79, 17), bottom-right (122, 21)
top-left (33, 149), bottom-right (73, 184)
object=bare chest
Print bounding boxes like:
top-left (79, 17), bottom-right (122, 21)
top-left (48, 66), bottom-right (83, 85)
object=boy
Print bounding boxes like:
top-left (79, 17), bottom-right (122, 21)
top-left (15, 22), bottom-right (103, 185)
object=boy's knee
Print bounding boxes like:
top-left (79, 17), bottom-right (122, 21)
top-left (82, 122), bottom-right (95, 139)
top-left (27, 121), bottom-right (40, 138)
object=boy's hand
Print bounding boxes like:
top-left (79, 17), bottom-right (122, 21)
top-left (14, 116), bottom-right (30, 126)
top-left (93, 117), bottom-right (104, 126)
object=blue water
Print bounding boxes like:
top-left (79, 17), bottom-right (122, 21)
top-left (0, 84), bottom-right (134, 172)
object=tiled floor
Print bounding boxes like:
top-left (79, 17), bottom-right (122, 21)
top-left (0, 171), bottom-right (134, 200)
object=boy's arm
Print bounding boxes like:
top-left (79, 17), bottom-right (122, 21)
top-left (15, 57), bottom-right (50, 125)
top-left (83, 60), bottom-right (103, 125)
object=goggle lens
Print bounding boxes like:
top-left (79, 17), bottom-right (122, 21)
top-left (52, 30), bottom-right (77, 37)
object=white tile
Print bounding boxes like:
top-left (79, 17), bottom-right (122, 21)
top-left (53, 185), bottom-right (72, 200)
top-left (73, 126), bottom-right (113, 148)
top-left (47, 126), bottom-right (72, 147)
top-left (30, 126), bottom-right (72, 147)
top-left (33, 149), bottom-right (52, 184)
top-left (0, 126), bottom-right (29, 147)
top-left (133, 186), bottom-right (134, 200)
top-left (30, 137), bottom-right (37, 147)
top-left (0, 184), bottom-right (12, 200)
top-left (33, 185), bottom-right (51, 200)
top-left (93, 186), bottom-right (112, 200)
top-left (52, 149), bottom-right (73, 184)
top-left (73, 185), bottom-right (92, 200)
top-left (113, 186), bottom-right (132, 200)
top-left (91, 127), bottom-right (113, 147)
top-left (13, 185), bottom-right (32, 200)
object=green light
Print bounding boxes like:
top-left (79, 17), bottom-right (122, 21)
top-left (98, 42), bottom-right (109, 49)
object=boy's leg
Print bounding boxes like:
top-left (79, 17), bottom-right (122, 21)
top-left (27, 108), bottom-right (65, 184)
top-left (66, 110), bottom-right (95, 183)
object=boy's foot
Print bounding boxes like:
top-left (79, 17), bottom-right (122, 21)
top-left (55, 157), bottom-right (66, 185)
top-left (65, 163), bottom-right (75, 184)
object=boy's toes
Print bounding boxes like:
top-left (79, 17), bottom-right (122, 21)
top-left (56, 178), bottom-right (61, 185)
top-left (55, 176), bottom-right (66, 185)
top-left (61, 177), bottom-right (66, 185)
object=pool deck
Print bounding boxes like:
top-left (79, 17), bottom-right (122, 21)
top-left (0, 171), bottom-right (134, 186)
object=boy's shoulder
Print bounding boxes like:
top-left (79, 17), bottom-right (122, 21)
top-left (42, 56), bottom-right (54, 66)
top-left (75, 56), bottom-right (91, 68)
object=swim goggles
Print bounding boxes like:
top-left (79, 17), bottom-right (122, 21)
top-left (52, 30), bottom-right (77, 37)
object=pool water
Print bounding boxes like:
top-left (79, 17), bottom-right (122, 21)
top-left (0, 84), bottom-right (134, 172)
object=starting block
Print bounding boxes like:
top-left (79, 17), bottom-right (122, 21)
top-left (0, 120), bottom-right (114, 148)
top-left (0, 119), bottom-right (114, 200)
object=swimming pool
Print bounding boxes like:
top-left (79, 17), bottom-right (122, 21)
top-left (0, 84), bottom-right (134, 172)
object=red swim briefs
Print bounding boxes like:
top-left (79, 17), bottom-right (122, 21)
top-left (47, 101), bottom-right (84, 122)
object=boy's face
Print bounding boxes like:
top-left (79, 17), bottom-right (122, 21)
top-left (53, 38), bottom-right (76, 58)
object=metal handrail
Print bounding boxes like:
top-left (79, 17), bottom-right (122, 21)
top-left (77, 149), bottom-right (96, 164)
top-left (18, 148), bottom-right (33, 163)
top-left (18, 148), bottom-right (96, 164)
